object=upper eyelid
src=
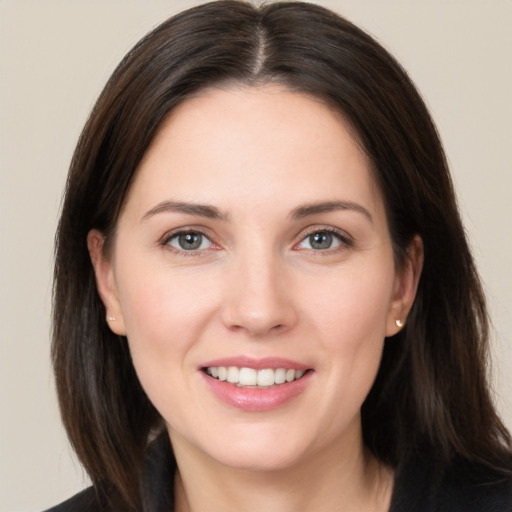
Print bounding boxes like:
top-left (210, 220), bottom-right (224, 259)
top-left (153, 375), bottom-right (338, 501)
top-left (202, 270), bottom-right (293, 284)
top-left (159, 225), bottom-right (352, 250)
top-left (161, 226), bottom-right (214, 243)
top-left (296, 225), bottom-right (352, 242)
top-left (161, 229), bottom-right (218, 256)
top-left (293, 228), bottom-right (354, 254)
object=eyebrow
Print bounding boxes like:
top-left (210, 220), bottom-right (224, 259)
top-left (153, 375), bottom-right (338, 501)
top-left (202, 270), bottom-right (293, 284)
top-left (141, 200), bottom-right (229, 222)
top-left (289, 200), bottom-right (373, 223)
top-left (141, 199), bottom-right (372, 224)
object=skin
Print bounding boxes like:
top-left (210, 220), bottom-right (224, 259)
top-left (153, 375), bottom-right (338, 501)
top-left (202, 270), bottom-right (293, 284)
top-left (89, 85), bottom-right (423, 512)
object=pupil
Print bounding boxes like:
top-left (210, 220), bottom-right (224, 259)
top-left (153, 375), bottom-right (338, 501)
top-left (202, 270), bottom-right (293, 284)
top-left (179, 232), bottom-right (202, 250)
top-left (310, 232), bottom-right (332, 250)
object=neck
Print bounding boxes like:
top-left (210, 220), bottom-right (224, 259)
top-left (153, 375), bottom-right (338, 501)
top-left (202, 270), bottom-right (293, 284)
top-left (171, 426), bottom-right (394, 512)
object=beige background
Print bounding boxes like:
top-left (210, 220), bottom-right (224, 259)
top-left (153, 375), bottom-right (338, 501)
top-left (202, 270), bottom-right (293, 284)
top-left (1, 1), bottom-right (511, 510)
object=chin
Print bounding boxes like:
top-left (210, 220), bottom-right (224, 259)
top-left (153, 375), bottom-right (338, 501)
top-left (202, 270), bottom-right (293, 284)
top-left (171, 422), bottom-right (312, 473)
top-left (210, 442), bottom-right (307, 473)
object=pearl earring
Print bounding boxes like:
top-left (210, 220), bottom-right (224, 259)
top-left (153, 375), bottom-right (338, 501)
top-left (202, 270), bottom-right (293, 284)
top-left (107, 316), bottom-right (115, 322)
top-left (395, 319), bottom-right (404, 328)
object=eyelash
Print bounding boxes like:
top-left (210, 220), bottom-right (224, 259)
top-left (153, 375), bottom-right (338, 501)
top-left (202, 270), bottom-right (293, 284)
top-left (294, 227), bottom-right (353, 254)
top-left (161, 228), bottom-right (216, 256)
top-left (161, 226), bottom-right (353, 256)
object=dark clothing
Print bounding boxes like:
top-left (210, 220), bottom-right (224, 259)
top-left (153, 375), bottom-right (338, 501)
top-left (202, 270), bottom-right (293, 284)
top-left (45, 435), bottom-right (512, 512)
top-left (390, 455), bottom-right (512, 511)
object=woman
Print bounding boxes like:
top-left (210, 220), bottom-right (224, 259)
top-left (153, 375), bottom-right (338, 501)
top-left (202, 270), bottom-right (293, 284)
top-left (48, 1), bottom-right (512, 511)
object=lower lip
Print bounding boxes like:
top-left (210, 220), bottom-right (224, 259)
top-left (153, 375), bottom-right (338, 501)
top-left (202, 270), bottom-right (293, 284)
top-left (201, 371), bottom-right (313, 412)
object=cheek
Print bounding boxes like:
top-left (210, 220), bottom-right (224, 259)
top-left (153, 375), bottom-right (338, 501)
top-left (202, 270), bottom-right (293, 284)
top-left (117, 265), bottom-right (216, 340)
top-left (114, 271), bottom-right (215, 402)
top-left (306, 265), bottom-right (394, 401)
top-left (307, 265), bottom-right (395, 346)
top-left (116, 271), bottom-right (216, 417)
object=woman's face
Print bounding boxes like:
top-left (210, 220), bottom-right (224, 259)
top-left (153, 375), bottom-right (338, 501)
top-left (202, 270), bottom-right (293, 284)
top-left (90, 86), bottom-right (419, 471)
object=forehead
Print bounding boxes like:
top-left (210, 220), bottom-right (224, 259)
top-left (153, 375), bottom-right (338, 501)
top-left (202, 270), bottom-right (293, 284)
top-left (121, 85), bottom-right (384, 224)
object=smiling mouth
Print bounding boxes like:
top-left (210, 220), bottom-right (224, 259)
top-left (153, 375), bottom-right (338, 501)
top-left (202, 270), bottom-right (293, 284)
top-left (204, 366), bottom-right (307, 388)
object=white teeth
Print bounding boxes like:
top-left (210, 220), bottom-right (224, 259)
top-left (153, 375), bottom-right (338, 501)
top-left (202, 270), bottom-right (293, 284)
top-left (238, 367), bottom-right (257, 386)
top-left (286, 369), bottom-right (296, 382)
top-left (227, 366), bottom-right (239, 383)
top-left (257, 369), bottom-right (275, 387)
top-left (205, 366), bottom-right (307, 387)
top-left (274, 368), bottom-right (286, 384)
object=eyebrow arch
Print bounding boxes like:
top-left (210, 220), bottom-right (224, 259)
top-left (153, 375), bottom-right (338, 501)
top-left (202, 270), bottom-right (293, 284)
top-left (141, 200), bottom-right (229, 222)
top-left (289, 200), bottom-right (373, 223)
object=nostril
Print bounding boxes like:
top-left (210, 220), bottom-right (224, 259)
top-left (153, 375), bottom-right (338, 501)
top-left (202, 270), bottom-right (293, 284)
top-left (220, 282), bottom-right (298, 337)
top-left (249, 323), bottom-right (281, 333)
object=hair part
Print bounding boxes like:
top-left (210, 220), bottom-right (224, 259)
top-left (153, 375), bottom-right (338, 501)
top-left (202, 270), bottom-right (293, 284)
top-left (53, 1), bottom-right (511, 509)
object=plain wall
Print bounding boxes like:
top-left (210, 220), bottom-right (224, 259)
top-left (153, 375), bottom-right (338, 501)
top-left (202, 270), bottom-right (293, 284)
top-left (1, 1), bottom-right (510, 510)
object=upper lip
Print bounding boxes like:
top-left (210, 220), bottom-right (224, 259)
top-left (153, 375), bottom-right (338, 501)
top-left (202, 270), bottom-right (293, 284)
top-left (200, 356), bottom-right (310, 371)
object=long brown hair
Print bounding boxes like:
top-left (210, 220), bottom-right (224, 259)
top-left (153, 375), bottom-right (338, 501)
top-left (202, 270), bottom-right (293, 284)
top-left (53, 1), bottom-right (511, 509)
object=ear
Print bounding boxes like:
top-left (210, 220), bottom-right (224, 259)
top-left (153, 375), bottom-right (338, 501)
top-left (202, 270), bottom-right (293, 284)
top-left (87, 229), bottom-right (127, 335)
top-left (385, 235), bottom-right (424, 336)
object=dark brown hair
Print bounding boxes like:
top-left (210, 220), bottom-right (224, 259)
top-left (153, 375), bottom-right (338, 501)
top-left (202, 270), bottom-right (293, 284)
top-left (53, 1), bottom-right (511, 509)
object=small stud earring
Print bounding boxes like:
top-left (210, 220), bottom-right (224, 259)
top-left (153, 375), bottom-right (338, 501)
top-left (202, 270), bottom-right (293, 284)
top-left (395, 319), bottom-right (404, 328)
top-left (107, 316), bottom-right (115, 322)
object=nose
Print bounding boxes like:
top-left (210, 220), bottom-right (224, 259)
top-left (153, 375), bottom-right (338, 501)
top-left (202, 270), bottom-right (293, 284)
top-left (220, 251), bottom-right (298, 338)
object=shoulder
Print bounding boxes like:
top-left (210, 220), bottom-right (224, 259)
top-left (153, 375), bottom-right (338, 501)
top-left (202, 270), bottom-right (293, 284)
top-left (438, 459), bottom-right (512, 511)
top-left (391, 456), bottom-right (512, 512)
top-left (42, 433), bottom-right (175, 512)
top-left (43, 487), bottom-right (102, 512)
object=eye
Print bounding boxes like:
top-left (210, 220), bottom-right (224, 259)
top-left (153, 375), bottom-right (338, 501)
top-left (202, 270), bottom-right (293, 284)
top-left (296, 229), bottom-right (347, 251)
top-left (166, 231), bottom-right (212, 251)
